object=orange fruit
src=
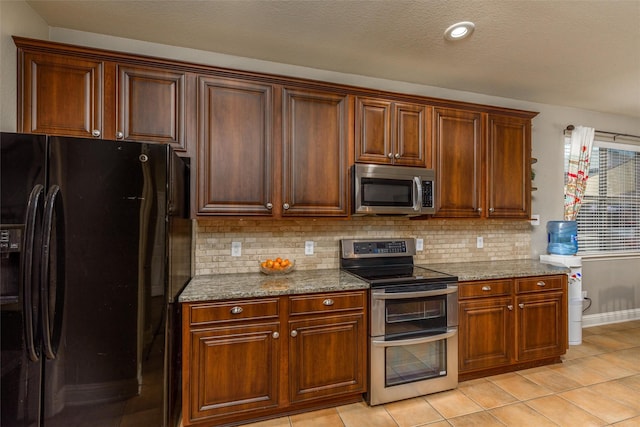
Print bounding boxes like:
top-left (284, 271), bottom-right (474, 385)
top-left (275, 257), bottom-right (283, 263)
top-left (266, 260), bottom-right (274, 268)
top-left (273, 262), bottom-right (281, 269)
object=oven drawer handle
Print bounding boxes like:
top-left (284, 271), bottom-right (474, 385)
top-left (322, 298), bottom-right (334, 306)
top-left (372, 328), bottom-right (457, 348)
top-left (372, 286), bottom-right (457, 300)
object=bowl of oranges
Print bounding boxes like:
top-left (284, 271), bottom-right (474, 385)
top-left (259, 257), bottom-right (295, 275)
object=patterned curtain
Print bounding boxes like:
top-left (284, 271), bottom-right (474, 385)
top-left (564, 125), bottom-right (595, 220)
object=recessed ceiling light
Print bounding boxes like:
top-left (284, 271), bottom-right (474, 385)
top-left (444, 21), bottom-right (475, 41)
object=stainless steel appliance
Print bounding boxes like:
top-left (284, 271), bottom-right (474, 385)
top-left (1, 133), bottom-right (192, 427)
top-left (352, 164), bottom-right (435, 216)
top-left (340, 238), bottom-right (458, 405)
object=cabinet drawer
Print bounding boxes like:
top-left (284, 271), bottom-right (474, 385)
top-left (289, 291), bottom-right (365, 316)
top-left (459, 280), bottom-right (512, 299)
top-left (189, 299), bottom-right (279, 325)
top-left (516, 276), bottom-right (564, 294)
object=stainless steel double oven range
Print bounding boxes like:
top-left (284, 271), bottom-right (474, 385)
top-left (340, 239), bottom-right (458, 405)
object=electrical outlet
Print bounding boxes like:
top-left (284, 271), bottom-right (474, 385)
top-left (530, 214), bottom-right (540, 226)
top-left (416, 238), bottom-right (424, 251)
top-left (231, 241), bottom-right (242, 257)
top-left (305, 241), bottom-right (314, 255)
top-left (476, 236), bottom-right (484, 249)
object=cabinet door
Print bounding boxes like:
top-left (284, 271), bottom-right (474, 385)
top-left (282, 88), bottom-right (351, 216)
top-left (487, 115), bottom-right (531, 218)
top-left (288, 314), bottom-right (366, 403)
top-left (459, 297), bottom-right (514, 372)
top-left (393, 102), bottom-right (430, 167)
top-left (197, 76), bottom-right (274, 215)
top-left (19, 52), bottom-right (103, 138)
top-left (433, 108), bottom-right (483, 218)
top-left (354, 97), bottom-right (392, 164)
top-left (187, 323), bottom-right (280, 422)
top-left (516, 292), bottom-right (566, 361)
top-left (117, 65), bottom-right (190, 152)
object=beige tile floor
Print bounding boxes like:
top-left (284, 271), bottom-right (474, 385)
top-left (243, 320), bottom-right (640, 427)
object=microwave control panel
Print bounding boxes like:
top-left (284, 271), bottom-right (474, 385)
top-left (422, 181), bottom-right (433, 208)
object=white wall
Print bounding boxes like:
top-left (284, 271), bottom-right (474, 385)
top-left (1, 4), bottom-right (638, 318)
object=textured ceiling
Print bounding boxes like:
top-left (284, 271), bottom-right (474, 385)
top-left (26, 0), bottom-right (640, 118)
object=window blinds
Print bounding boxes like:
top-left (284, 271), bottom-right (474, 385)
top-left (565, 139), bottom-right (640, 254)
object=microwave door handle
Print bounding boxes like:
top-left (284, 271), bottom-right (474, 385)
top-left (372, 328), bottom-right (458, 347)
top-left (372, 286), bottom-right (458, 300)
top-left (413, 177), bottom-right (422, 211)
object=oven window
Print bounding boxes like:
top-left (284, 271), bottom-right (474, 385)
top-left (385, 297), bottom-right (446, 338)
top-left (361, 178), bottom-right (413, 207)
top-left (385, 339), bottom-right (447, 387)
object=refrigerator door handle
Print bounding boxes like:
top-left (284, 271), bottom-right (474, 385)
top-left (40, 185), bottom-right (66, 360)
top-left (21, 185), bottom-right (45, 362)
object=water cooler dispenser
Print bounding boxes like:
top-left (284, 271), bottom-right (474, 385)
top-left (541, 220), bottom-right (583, 344)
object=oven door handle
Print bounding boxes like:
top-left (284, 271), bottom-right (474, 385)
top-left (372, 286), bottom-right (457, 300)
top-left (372, 328), bottom-right (457, 347)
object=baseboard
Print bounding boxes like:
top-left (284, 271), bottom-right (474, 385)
top-left (582, 308), bottom-right (640, 328)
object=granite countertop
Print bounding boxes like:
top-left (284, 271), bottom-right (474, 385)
top-left (420, 259), bottom-right (570, 282)
top-left (180, 259), bottom-right (569, 302)
top-left (179, 269), bottom-right (368, 302)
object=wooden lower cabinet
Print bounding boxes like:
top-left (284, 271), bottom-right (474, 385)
top-left (182, 291), bottom-right (367, 427)
top-left (458, 275), bottom-right (567, 381)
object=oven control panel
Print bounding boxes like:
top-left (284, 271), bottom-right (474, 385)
top-left (341, 238), bottom-right (416, 258)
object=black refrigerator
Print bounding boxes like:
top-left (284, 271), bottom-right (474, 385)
top-left (1, 133), bottom-right (192, 427)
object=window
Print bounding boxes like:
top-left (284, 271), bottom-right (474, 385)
top-left (565, 137), bottom-right (640, 254)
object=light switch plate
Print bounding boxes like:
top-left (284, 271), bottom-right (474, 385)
top-left (416, 238), bottom-right (424, 251)
top-left (231, 241), bottom-right (242, 257)
top-left (305, 241), bottom-right (314, 255)
top-left (476, 236), bottom-right (484, 249)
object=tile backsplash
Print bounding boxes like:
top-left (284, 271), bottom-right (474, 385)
top-left (195, 217), bottom-right (532, 275)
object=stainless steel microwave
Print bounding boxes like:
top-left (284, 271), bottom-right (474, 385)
top-left (352, 164), bottom-right (435, 216)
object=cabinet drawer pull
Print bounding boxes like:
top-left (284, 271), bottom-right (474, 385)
top-left (92, 129), bottom-right (101, 137)
top-left (481, 286), bottom-right (492, 291)
top-left (519, 303), bottom-right (525, 309)
top-left (322, 298), bottom-right (334, 306)
top-left (536, 281), bottom-right (546, 287)
top-left (230, 306), bottom-right (243, 315)
top-left (507, 305), bottom-right (513, 311)
top-left (291, 330), bottom-right (298, 337)
top-left (272, 332), bottom-right (279, 339)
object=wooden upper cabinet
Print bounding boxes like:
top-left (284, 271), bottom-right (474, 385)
top-left (486, 114), bottom-right (531, 219)
top-left (19, 51), bottom-right (104, 138)
top-left (433, 108), bottom-right (483, 218)
top-left (355, 96), bottom-right (430, 167)
top-left (282, 88), bottom-right (351, 217)
top-left (116, 65), bottom-right (190, 152)
top-left (197, 76), bottom-right (274, 216)
top-left (16, 39), bottom-right (192, 154)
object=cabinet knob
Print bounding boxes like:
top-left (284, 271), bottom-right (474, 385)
top-left (283, 203), bottom-right (290, 210)
top-left (272, 332), bottom-right (279, 339)
top-left (519, 303), bottom-right (525, 309)
top-left (489, 207), bottom-right (495, 213)
top-left (536, 281), bottom-right (546, 287)
top-left (507, 305), bottom-right (513, 311)
top-left (230, 306), bottom-right (243, 315)
top-left (91, 129), bottom-right (101, 137)
top-left (387, 153), bottom-right (393, 159)
top-left (115, 131), bottom-right (124, 140)
top-left (477, 207), bottom-right (483, 212)
top-left (290, 330), bottom-right (298, 337)
top-left (322, 298), bottom-right (334, 306)
top-left (266, 202), bottom-right (273, 209)
top-left (394, 153), bottom-right (401, 159)
top-left (481, 286), bottom-right (492, 291)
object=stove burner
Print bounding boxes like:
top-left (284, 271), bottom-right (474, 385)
top-left (340, 238), bottom-right (457, 288)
